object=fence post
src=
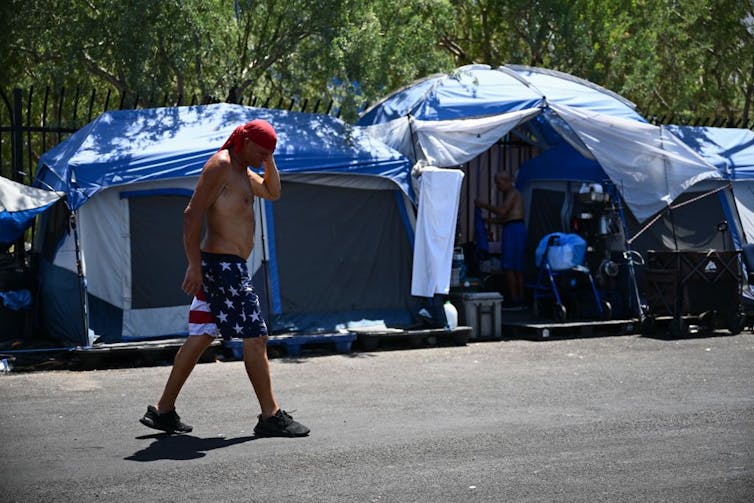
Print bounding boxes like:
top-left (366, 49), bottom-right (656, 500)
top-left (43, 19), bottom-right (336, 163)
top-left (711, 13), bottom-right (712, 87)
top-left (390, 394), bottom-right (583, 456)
top-left (11, 88), bottom-right (26, 264)
top-left (11, 89), bottom-right (23, 183)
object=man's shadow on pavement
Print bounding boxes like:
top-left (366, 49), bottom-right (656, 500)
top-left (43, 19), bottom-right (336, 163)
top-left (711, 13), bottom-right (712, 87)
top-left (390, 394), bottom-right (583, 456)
top-left (125, 433), bottom-right (258, 461)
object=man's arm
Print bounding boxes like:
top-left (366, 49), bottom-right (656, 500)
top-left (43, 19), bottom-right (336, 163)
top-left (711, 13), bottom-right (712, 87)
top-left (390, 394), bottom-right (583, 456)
top-left (485, 216), bottom-right (507, 225)
top-left (248, 153), bottom-right (281, 201)
top-left (181, 153), bottom-right (228, 295)
top-left (476, 195), bottom-right (516, 220)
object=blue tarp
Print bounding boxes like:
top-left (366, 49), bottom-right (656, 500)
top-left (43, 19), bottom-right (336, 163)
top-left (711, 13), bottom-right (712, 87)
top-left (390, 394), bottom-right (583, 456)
top-left (37, 103), bottom-right (412, 209)
top-left (358, 67), bottom-right (544, 124)
top-left (358, 64), bottom-right (645, 126)
top-left (520, 126), bottom-right (754, 187)
top-left (0, 176), bottom-right (62, 245)
top-left (514, 142), bottom-right (606, 189)
top-left (665, 125), bottom-right (754, 179)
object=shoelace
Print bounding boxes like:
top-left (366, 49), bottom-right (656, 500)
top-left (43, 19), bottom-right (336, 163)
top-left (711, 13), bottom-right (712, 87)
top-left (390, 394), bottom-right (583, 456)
top-left (273, 409), bottom-right (293, 424)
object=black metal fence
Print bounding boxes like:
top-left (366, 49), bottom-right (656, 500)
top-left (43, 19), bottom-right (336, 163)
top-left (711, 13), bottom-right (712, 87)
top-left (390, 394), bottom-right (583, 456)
top-left (0, 86), bottom-right (345, 184)
top-left (0, 85), bottom-right (346, 265)
top-left (646, 113), bottom-right (754, 129)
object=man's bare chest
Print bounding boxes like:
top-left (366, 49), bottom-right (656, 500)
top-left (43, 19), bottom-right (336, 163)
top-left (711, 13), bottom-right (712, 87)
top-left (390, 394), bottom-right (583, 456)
top-left (216, 173), bottom-right (254, 212)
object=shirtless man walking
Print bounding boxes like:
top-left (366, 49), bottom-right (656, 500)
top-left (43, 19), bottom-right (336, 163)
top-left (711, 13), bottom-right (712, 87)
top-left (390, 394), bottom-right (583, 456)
top-left (140, 119), bottom-right (309, 437)
top-left (476, 171), bottom-right (527, 307)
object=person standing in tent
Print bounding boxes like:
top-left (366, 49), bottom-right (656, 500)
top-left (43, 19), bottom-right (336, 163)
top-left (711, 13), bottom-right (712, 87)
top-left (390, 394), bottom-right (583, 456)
top-left (139, 119), bottom-right (310, 437)
top-left (475, 172), bottom-right (527, 308)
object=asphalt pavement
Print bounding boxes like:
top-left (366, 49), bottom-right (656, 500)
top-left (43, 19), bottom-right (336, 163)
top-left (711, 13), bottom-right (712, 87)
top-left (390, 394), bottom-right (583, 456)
top-left (0, 332), bottom-right (752, 502)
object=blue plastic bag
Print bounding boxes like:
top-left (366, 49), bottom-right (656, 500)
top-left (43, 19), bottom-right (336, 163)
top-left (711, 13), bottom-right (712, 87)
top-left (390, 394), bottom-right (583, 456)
top-left (0, 289), bottom-right (32, 311)
top-left (535, 233), bottom-right (587, 271)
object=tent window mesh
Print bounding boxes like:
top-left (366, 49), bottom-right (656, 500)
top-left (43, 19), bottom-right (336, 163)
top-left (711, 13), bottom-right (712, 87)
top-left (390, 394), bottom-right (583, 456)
top-left (272, 182), bottom-right (413, 313)
top-left (129, 195), bottom-right (191, 309)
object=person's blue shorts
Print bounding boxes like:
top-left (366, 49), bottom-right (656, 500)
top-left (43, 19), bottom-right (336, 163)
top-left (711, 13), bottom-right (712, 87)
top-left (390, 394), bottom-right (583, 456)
top-left (188, 252), bottom-right (268, 339)
top-left (501, 221), bottom-right (526, 272)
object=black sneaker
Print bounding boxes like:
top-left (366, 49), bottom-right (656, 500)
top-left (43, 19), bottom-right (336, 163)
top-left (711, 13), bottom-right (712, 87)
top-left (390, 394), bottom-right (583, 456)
top-left (254, 409), bottom-right (310, 438)
top-left (139, 405), bottom-right (193, 433)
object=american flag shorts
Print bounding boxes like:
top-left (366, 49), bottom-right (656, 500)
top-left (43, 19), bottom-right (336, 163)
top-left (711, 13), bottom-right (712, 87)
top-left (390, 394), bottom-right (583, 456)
top-left (188, 252), bottom-right (268, 339)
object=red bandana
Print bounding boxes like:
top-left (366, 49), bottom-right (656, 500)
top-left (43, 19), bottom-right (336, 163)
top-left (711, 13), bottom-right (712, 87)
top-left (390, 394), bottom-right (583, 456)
top-left (219, 119), bottom-right (277, 153)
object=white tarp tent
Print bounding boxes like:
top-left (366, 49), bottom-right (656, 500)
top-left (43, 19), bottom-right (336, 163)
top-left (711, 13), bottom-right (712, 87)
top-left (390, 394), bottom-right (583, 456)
top-left (550, 104), bottom-right (723, 222)
top-left (0, 176), bottom-right (62, 246)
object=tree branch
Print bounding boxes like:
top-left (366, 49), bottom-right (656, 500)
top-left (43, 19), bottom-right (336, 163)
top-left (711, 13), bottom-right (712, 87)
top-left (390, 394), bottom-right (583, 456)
top-left (81, 51), bottom-right (124, 91)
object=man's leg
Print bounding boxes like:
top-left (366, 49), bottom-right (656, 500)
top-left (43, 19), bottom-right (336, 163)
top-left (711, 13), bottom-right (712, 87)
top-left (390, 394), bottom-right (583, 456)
top-left (514, 270), bottom-right (525, 303)
top-left (242, 337), bottom-right (279, 419)
top-left (156, 334), bottom-right (213, 413)
top-left (246, 336), bottom-right (310, 437)
top-left (505, 269), bottom-right (518, 302)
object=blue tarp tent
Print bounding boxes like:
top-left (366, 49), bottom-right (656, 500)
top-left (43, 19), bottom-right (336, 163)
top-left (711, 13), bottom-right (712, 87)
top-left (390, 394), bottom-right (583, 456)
top-left (358, 64), bottom-right (730, 301)
top-left (34, 103), bottom-right (417, 345)
top-left (0, 176), bottom-right (62, 246)
top-left (37, 103), bottom-right (412, 209)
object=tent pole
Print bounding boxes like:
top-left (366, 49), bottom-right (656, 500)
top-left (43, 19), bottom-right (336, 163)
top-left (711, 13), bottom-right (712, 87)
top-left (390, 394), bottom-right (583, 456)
top-left (720, 182), bottom-right (743, 249)
top-left (258, 198), bottom-right (274, 322)
top-left (613, 183), bottom-right (646, 322)
top-left (407, 114), bottom-right (420, 165)
top-left (668, 205), bottom-right (679, 251)
top-left (70, 209), bottom-right (90, 347)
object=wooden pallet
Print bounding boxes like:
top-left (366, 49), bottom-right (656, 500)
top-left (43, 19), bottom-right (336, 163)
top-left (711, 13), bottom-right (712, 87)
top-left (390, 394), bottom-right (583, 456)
top-left (503, 318), bottom-right (640, 341)
top-left (640, 314), bottom-right (747, 338)
top-left (352, 326), bottom-right (472, 351)
top-left (70, 338), bottom-right (221, 368)
top-left (224, 333), bottom-right (357, 358)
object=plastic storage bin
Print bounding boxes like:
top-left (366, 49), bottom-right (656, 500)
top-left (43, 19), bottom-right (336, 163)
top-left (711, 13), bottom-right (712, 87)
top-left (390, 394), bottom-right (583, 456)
top-left (452, 292), bottom-right (503, 340)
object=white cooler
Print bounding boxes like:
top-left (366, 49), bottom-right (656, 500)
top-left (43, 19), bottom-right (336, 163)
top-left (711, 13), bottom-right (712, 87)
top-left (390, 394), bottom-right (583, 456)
top-left (453, 292), bottom-right (503, 340)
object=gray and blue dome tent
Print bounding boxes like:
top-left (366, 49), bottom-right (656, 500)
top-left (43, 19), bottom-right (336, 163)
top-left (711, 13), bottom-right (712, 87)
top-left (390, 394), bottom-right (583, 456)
top-left (34, 103), bottom-right (417, 345)
top-left (358, 64), bottom-right (743, 316)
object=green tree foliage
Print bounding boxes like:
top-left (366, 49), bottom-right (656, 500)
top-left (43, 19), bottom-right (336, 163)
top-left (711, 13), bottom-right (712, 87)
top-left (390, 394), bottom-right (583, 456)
top-left (598, 0), bottom-right (754, 123)
top-left (442, 0), bottom-right (754, 123)
top-left (0, 0), bottom-right (455, 119)
top-left (0, 0), bottom-right (751, 122)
